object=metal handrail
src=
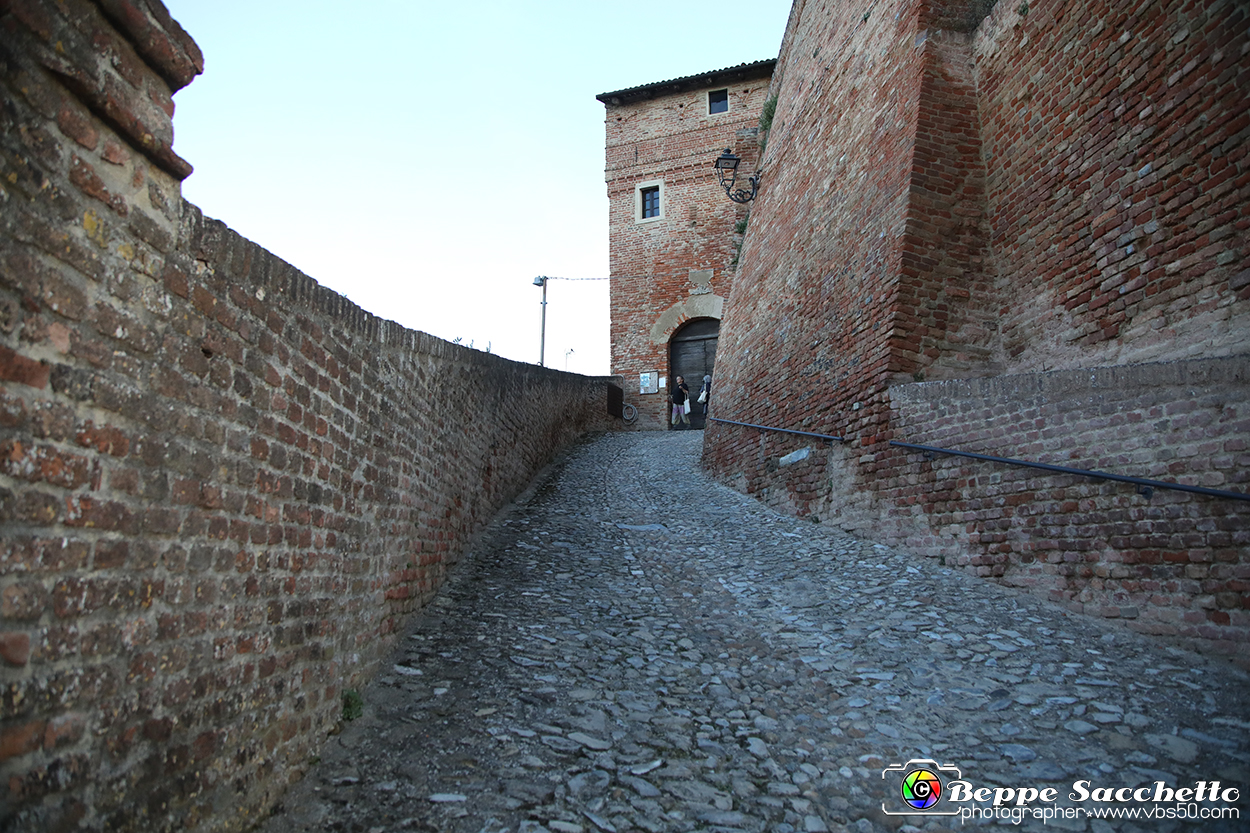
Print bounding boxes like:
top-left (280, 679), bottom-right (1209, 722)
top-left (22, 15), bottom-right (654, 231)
top-left (708, 417), bottom-right (845, 443)
top-left (703, 419), bottom-right (1246, 501)
top-left (890, 440), bottom-right (1250, 502)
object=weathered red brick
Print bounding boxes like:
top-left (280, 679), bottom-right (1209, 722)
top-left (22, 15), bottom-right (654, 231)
top-left (69, 155), bottom-right (127, 215)
top-left (56, 101), bottom-right (98, 150)
top-left (0, 720), bottom-right (46, 762)
top-left (0, 632), bottom-right (32, 666)
top-left (1, 440), bottom-right (91, 488)
top-left (2, 583), bottom-right (48, 621)
top-left (0, 345), bottom-right (51, 390)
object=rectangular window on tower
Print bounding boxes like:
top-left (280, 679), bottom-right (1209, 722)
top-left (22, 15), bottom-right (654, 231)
top-left (635, 180), bottom-right (663, 222)
top-left (708, 89), bottom-right (729, 114)
top-left (641, 186), bottom-right (660, 218)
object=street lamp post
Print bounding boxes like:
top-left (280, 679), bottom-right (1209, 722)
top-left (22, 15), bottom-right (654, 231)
top-left (533, 275), bottom-right (548, 366)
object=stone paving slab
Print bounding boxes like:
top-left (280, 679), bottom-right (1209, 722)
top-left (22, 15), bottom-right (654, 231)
top-left (259, 432), bottom-right (1248, 833)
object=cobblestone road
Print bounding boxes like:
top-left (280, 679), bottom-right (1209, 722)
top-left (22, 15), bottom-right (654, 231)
top-left (260, 432), bottom-right (1248, 833)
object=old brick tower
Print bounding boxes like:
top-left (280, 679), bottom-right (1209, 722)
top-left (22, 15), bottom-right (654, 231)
top-left (597, 61), bottom-right (774, 430)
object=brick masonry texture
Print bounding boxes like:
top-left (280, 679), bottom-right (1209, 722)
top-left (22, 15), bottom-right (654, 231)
top-left (0, 2), bottom-right (621, 831)
top-left (601, 70), bottom-right (770, 429)
top-left (703, 0), bottom-right (1249, 659)
top-left (885, 357), bottom-right (1249, 651)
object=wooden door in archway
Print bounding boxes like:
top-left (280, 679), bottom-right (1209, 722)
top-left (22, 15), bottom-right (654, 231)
top-left (669, 318), bottom-right (719, 430)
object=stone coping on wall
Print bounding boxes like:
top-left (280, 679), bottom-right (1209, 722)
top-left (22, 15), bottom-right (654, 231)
top-left (179, 202), bottom-right (619, 383)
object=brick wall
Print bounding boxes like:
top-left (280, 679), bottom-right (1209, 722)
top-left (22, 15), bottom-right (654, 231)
top-left (601, 68), bottom-right (771, 429)
top-left (975, 0), bottom-right (1249, 369)
top-left (899, 27), bottom-right (998, 380)
top-left (707, 0), bottom-right (927, 513)
top-left (0, 3), bottom-right (621, 830)
top-left (885, 357), bottom-right (1249, 654)
top-left (703, 0), bottom-right (1249, 660)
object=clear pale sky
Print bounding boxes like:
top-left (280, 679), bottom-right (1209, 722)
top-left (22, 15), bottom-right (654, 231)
top-left (161, 1), bottom-right (792, 375)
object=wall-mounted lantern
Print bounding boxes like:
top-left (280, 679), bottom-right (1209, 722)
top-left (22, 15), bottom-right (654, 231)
top-left (714, 148), bottom-right (760, 203)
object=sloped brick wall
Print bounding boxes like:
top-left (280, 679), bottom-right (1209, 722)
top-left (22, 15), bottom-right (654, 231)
top-left (899, 28), bottom-right (999, 380)
top-left (975, 0), bottom-right (1249, 369)
top-left (703, 0), bottom-right (1249, 660)
top-left (708, 0), bottom-right (928, 513)
top-left (884, 357), bottom-right (1249, 654)
top-left (0, 2), bottom-right (621, 830)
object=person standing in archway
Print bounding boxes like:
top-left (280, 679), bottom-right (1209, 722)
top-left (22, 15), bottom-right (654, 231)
top-left (697, 375), bottom-right (711, 423)
top-left (671, 376), bottom-right (690, 429)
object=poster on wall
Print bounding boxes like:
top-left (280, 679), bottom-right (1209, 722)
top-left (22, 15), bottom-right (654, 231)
top-left (639, 372), bottom-right (659, 394)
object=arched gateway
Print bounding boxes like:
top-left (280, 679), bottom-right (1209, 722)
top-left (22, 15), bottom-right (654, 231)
top-left (669, 318), bottom-right (719, 429)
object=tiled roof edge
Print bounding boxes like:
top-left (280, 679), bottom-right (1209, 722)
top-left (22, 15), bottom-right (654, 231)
top-left (596, 59), bottom-right (776, 106)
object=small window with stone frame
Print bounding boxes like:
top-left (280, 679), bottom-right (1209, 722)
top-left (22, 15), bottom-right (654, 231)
top-left (641, 186), bottom-right (660, 218)
top-left (635, 180), bottom-right (664, 223)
